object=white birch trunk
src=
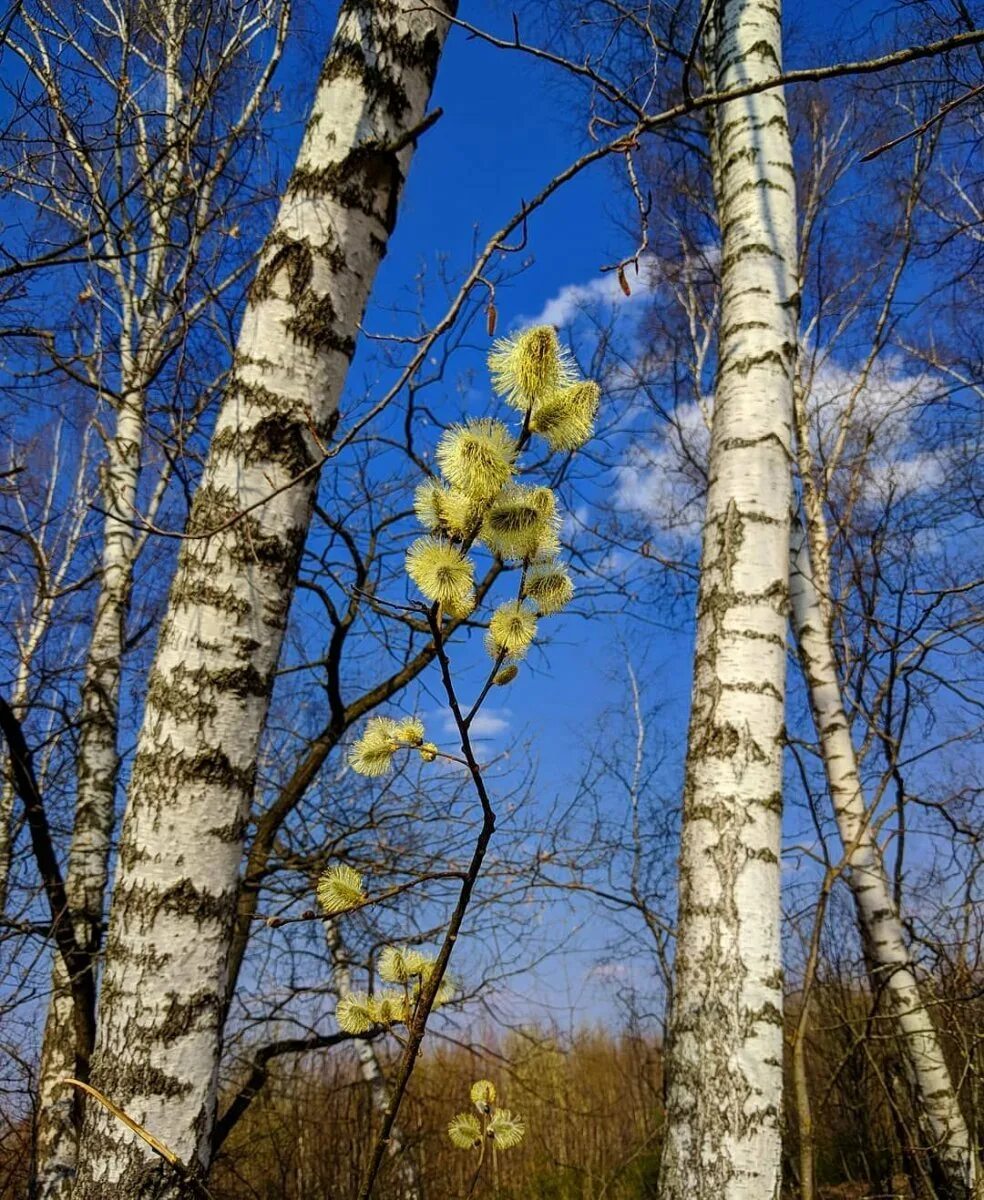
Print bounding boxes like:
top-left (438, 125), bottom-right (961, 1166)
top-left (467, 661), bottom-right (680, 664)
top-left (71, 4), bottom-right (454, 1196)
top-left (35, 400), bottom-right (143, 1200)
top-left (658, 2), bottom-right (798, 1196)
top-left (790, 519), bottom-right (981, 1198)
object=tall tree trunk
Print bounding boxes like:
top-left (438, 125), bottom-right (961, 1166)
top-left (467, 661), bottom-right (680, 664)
top-left (657, 1), bottom-right (799, 1196)
top-left (789, 518), bottom-right (980, 1199)
top-left (71, 4), bottom-right (455, 1196)
top-left (35, 398), bottom-right (142, 1200)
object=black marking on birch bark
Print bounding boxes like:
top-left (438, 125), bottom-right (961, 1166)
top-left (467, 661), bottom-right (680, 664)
top-left (248, 241), bottom-right (313, 305)
top-left (720, 243), bottom-right (782, 274)
top-left (321, 41), bottom-right (410, 120)
top-left (284, 292), bottom-right (357, 357)
top-left (183, 483), bottom-right (241, 536)
top-left (130, 745), bottom-right (255, 793)
top-left (719, 318), bottom-right (772, 338)
top-left (208, 815), bottom-right (248, 843)
top-left (145, 668), bottom-right (219, 726)
top-left (94, 1059), bottom-right (191, 1104)
top-left (721, 347), bottom-right (793, 376)
top-left (746, 39), bottom-right (782, 67)
top-left (108, 878), bottom-right (235, 925)
top-left (156, 989), bottom-right (223, 1046)
top-left (721, 145), bottom-right (764, 170)
top-left (320, 11), bottom-right (444, 116)
top-left (168, 579), bottom-right (250, 618)
top-left (226, 423), bottom-right (318, 489)
top-left (719, 112), bottom-right (790, 144)
top-left (733, 178), bottom-right (788, 196)
top-left (723, 628), bottom-right (787, 648)
top-left (720, 434), bottom-right (787, 456)
top-left (288, 144), bottom-right (404, 234)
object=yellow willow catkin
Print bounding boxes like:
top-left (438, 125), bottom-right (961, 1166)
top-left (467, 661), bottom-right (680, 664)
top-left (448, 1112), bottom-right (483, 1150)
top-left (405, 536), bottom-right (475, 613)
top-left (378, 945), bottom-right (431, 983)
top-left (348, 717), bottom-right (403, 776)
top-left (436, 418), bottom-right (516, 501)
top-left (487, 601), bottom-right (537, 659)
top-left (471, 1080), bottom-right (497, 1111)
top-left (349, 715), bottom-right (427, 776)
top-left (488, 325), bottom-right (575, 410)
top-left (530, 380), bottom-right (600, 451)
top-left (335, 994), bottom-right (375, 1034)
top-left (481, 485), bottom-right (559, 561)
top-left (525, 559), bottom-right (574, 614)
top-left (316, 864), bottom-right (366, 913)
top-left (488, 1109), bottom-right (525, 1149)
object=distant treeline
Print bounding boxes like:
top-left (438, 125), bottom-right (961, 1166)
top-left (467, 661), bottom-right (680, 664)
top-left (208, 969), bottom-right (979, 1200)
top-left (1, 968), bottom-right (979, 1199)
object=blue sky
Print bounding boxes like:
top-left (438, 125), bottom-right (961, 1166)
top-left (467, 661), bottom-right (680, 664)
top-left (310, 0), bottom-right (984, 1022)
top-left (2, 0), bottom-right (977, 1039)
top-left (243, 0), bottom-right (983, 1023)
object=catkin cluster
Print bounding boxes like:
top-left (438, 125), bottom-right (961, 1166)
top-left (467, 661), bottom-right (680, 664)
top-left (346, 326), bottom-right (600, 782)
top-left (407, 325), bottom-right (597, 654)
top-left (319, 326), bottom-right (599, 1130)
top-left (448, 1079), bottom-right (526, 1153)
top-left (318, 867), bottom-right (455, 1034)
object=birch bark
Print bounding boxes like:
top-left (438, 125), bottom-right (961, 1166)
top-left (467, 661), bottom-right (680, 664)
top-left (790, 517), bottom-right (981, 1199)
top-left (22, 3), bottom-right (291, 1188)
top-left (72, 4), bottom-right (454, 1196)
top-left (35, 397), bottom-right (142, 1200)
top-left (657, 2), bottom-right (799, 1196)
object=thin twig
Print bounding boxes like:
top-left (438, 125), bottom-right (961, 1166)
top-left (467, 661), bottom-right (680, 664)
top-left (356, 609), bottom-right (498, 1200)
top-left (860, 82), bottom-right (984, 162)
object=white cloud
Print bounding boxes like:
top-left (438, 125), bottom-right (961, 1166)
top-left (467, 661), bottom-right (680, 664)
top-left (613, 352), bottom-right (949, 543)
top-left (588, 962), bottom-right (634, 982)
top-left (614, 397), bottom-right (710, 540)
top-left (440, 707), bottom-right (511, 740)
top-left (562, 503), bottom-right (590, 540)
top-left (803, 353), bottom-right (947, 505)
top-left (522, 255), bottom-right (657, 329)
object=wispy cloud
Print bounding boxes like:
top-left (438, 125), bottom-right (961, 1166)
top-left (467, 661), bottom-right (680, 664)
top-left (439, 706), bottom-right (511, 740)
top-left (522, 255), bottom-right (657, 329)
top-left (613, 353), bottom-right (950, 543)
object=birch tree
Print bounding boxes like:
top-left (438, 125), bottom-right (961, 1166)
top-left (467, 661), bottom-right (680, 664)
top-left (790, 519), bottom-right (980, 1199)
top-left (785, 68), bottom-right (981, 1192)
top-left (71, 3), bottom-right (455, 1194)
top-left (0, 2), bottom-right (292, 1192)
top-left (657, 1), bottom-right (798, 1196)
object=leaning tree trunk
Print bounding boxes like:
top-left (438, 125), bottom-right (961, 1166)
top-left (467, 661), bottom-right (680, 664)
top-left (35, 397), bottom-right (142, 1200)
top-left (71, 4), bottom-right (455, 1196)
top-left (657, 2), bottom-right (799, 1197)
top-left (790, 518), bottom-right (980, 1199)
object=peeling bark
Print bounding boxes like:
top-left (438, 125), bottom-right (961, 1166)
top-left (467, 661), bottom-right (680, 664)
top-left (71, 4), bottom-right (455, 1196)
top-left (657, 2), bottom-right (799, 1197)
top-left (790, 519), bottom-right (981, 1200)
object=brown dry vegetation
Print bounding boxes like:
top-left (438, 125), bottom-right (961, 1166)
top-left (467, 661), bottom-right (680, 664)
top-left (0, 967), bottom-right (980, 1200)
